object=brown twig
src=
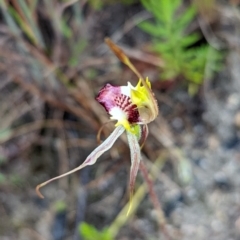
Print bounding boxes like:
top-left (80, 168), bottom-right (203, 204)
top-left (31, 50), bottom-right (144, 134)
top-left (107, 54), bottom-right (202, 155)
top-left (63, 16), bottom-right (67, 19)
top-left (12, 77), bottom-right (99, 130)
top-left (139, 161), bottom-right (171, 240)
top-left (0, 119), bottom-right (97, 145)
top-left (119, 45), bottom-right (165, 68)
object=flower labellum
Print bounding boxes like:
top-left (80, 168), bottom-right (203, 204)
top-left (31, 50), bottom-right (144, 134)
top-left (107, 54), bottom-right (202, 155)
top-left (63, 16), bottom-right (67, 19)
top-left (36, 38), bottom-right (158, 215)
top-left (96, 82), bottom-right (140, 132)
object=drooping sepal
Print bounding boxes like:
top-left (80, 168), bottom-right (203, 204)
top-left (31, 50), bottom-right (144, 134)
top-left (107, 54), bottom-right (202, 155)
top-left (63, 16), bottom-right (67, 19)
top-left (126, 130), bottom-right (141, 215)
top-left (36, 125), bottom-right (125, 198)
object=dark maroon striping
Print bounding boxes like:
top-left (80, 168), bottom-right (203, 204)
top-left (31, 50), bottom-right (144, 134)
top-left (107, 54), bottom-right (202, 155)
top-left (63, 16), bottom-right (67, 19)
top-left (96, 83), bottom-right (140, 124)
top-left (115, 94), bottom-right (139, 124)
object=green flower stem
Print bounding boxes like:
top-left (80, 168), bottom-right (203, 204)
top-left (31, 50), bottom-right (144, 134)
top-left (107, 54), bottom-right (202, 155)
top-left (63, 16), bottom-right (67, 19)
top-left (107, 155), bottom-right (166, 238)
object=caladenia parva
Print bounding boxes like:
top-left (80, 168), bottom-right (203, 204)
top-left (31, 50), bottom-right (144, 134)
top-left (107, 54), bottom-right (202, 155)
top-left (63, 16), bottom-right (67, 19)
top-left (36, 38), bottom-right (159, 215)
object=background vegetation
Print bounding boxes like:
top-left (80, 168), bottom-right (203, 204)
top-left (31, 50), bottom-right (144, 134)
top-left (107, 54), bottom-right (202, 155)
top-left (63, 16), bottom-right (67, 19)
top-left (0, 0), bottom-right (240, 240)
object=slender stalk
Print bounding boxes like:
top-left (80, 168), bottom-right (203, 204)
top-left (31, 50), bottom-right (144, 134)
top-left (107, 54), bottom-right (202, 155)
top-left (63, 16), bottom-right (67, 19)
top-left (107, 156), bottom-right (167, 239)
top-left (139, 161), bottom-right (170, 239)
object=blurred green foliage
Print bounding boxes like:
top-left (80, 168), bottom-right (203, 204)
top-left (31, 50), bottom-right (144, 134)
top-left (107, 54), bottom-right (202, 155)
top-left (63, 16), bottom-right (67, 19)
top-left (54, 200), bottom-right (67, 213)
top-left (0, 0), bottom-right (87, 61)
top-left (0, 173), bottom-right (25, 188)
top-left (79, 222), bottom-right (113, 240)
top-left (140, 0), bottom-right (223, 94)
top-left (88, 0), bottom-right (137, 10)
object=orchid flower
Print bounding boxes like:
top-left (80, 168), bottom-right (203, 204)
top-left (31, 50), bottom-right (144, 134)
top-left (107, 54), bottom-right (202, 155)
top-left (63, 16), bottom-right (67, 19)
top-left (36, 38), bottom-right (158, 214)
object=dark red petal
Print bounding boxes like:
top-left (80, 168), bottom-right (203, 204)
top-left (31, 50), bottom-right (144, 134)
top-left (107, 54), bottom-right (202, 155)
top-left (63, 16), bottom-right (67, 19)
top-left (96, 84), bottom-right (121, 112)
top-left (96, 83), bottom-right (140, 124)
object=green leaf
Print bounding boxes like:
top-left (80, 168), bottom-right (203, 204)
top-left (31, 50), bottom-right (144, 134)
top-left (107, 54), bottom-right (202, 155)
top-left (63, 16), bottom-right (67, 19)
top-left (152, 42), bottom-right (172, 54)
top-left (80, 222), bottom-right (99, 240)
top-left (140, 0), bottom-right (168, 23)
top-left (140, 0), bottom-right (224, 95)
top-left (79, 222), bottom-right (113, 240)
top-left (162, 0), bottom-right (181, 23)
top-left (139, 22), bottom-right (169, 38)
top-left (140, 0), bottom-right (151, 11)
top-left (161, 0), bottom-right (173, 23)
top-left (171, 0), bottom-right (182, 12)
top-left (175, 5), bottom-right (196, 30)
top-left (180, 33), bottom-right (201, 47)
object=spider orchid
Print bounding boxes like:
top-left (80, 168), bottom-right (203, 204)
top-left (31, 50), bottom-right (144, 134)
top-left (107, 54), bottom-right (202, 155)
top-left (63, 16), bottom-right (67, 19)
top-left (36, 38), bottom-right (158, 214)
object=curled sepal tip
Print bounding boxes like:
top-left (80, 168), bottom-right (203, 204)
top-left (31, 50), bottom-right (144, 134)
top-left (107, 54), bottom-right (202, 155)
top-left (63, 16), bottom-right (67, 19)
top-left (36, 125), bottom-right (125, 198)
top-left (126, 129), bottom-right (141, 215)
top-left (36, 185), bottom-right (45, 198)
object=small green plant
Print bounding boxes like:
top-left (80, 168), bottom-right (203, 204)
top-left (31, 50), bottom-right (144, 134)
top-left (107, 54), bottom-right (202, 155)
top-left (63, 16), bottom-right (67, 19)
top-left (140, 0), bottom-right (222, 94)
top-left (79, 222), bottom-right (113, 240)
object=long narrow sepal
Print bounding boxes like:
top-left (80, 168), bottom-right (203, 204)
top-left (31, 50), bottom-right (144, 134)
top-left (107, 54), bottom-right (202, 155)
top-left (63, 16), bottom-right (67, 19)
top-left (105, 37), bottom-right (143, 80)
top-left (36, 125), bottom-right (125, 198)
top-left (126, 131), bottom-right (141, 215)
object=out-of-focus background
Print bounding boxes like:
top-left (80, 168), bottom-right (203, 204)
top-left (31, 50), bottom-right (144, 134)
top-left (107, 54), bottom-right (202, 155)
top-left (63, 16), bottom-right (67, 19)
top-left (0, 0), bottom-right (240, 239)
